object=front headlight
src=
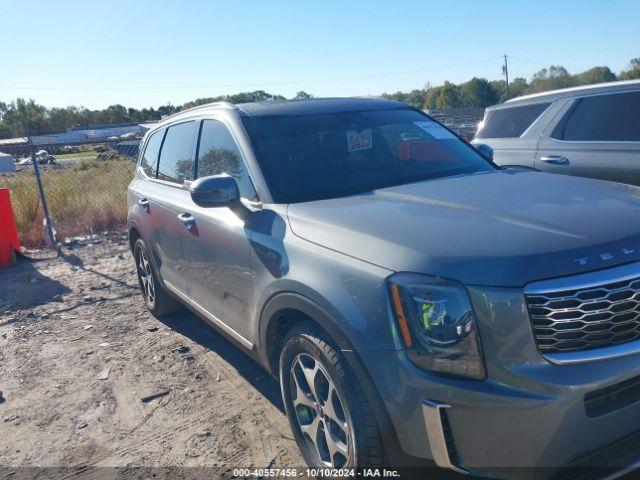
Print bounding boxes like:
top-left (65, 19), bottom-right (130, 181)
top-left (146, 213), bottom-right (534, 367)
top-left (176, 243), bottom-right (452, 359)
top-left (388, 273), bottom-right (486, 380)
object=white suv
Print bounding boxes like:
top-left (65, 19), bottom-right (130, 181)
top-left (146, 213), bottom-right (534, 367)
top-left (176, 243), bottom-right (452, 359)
top-left (473, 79), bottom-right (640, 185)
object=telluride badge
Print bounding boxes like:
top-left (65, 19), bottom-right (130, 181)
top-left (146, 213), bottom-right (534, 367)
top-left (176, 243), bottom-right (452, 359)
top-left (574, 247), bottom-right (637, 266)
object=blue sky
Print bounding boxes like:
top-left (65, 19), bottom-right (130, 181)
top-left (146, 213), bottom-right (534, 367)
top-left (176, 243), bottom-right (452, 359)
top-left (1, 0), bottom-right (638, 109)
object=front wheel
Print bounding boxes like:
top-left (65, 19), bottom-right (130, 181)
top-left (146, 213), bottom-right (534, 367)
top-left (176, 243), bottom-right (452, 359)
top-left (280, 322), bottom-right (383, 468)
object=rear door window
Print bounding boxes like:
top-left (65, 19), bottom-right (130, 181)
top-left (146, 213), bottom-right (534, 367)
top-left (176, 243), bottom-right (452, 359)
top-left (196, 119), bottom-right (256, 200)
top-left (157, 121), bottom-right (197, 184)
top-left (552, 91), bottom-right (640, 142)
top-left (475, 103), bottom-right (550, 139)
top-left (140, 129), bottom-right (164, 177)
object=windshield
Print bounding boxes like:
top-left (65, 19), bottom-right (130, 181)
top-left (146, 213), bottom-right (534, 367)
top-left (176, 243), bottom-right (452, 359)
top-left (242, 108), bottom-right (495, 203)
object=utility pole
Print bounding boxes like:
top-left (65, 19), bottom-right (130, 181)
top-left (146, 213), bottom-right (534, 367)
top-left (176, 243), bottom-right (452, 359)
top-left (20, 121), bottom-right (58, 250)
top-left (28, 138), bottom-right (58, 250)
top-left (502, 54), bottom-right (510, 100)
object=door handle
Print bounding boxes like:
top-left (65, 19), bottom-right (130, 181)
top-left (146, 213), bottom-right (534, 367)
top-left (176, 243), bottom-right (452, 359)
top-left (177, 213), bottom-right (196, 230)
top-left (540, 156), bottom-right (570, 166)
top-left (138, 198), bottom-right (150, 211)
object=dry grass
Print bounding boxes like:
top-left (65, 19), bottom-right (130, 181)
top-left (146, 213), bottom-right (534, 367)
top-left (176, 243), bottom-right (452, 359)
top-left (0, 158), bottom-right (135, 247)
top-left (55, 150), bottom-right (98, 160)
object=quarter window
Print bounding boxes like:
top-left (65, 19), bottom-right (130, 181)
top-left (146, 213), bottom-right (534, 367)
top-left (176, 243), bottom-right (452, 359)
top-left (197, 120), bottom-right (256, 200)
top-left (475, 103), bottom-right (550, 139)
top-left (157, 121), bottom-right (197, 184)
top-left (140, 129), bottom-right (164, 177)
top-left (552, 91), bottom-right (640, 142)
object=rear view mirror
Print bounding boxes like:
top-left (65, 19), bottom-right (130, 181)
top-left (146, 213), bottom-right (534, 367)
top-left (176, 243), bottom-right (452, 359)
top-left (189, 174), bottom-right (240, 208)
top-left (474, 143), bottom-right (494, 160)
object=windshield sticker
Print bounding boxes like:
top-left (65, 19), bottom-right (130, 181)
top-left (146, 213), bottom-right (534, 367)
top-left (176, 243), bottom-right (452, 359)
top-left (414, 121), bottom-right (458, 140)
top-left (346, 129), bottom-right (373, 152)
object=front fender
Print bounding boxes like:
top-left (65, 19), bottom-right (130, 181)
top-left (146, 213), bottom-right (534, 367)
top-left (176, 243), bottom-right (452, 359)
top-left (257, 290), bottom-right (354, 370)
top-left (256, 290), bottom-right (420, 466)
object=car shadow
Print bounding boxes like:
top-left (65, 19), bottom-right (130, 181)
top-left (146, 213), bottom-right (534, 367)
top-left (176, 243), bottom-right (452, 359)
top-left (59, 250), bottom-right (282, 413)
top-left (157, 308), bottom-right (285, 413)
top-left (60, 251), bottom-right (140, 290)
top-left (0, 256), bottom-right (71, 320)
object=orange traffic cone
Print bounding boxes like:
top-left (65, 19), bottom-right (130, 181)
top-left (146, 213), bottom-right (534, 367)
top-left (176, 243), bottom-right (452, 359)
top-left (0, 187), bottom-right (20, 268)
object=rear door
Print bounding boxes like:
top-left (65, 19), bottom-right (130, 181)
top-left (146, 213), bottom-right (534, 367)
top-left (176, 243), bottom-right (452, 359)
top-left (535, 90), bottom-right (640, 185)
top-left (130, 128), bottom-right (164, 244)
top-left (473, 102), bottom-right (550, 168)
top-left (143, 120), bottom-right (198, 291)
top-left (180, 118), bottom-right (258, 342)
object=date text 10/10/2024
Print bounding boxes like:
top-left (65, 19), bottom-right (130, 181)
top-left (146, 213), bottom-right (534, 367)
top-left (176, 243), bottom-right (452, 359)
top-left (232, 468), bottom-right (401, 478)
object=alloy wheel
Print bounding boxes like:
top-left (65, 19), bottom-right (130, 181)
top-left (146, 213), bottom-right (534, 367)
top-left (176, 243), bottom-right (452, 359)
top-left (289, 353), bottom-right (353, 467)
top-left (136, 248), bottom-right (155, 305)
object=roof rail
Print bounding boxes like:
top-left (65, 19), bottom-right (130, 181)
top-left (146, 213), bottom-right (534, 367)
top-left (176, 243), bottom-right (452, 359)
top-left (160, 101), bottom-right (237, 121)
top-left (504, 78), bottom-right (640, 104)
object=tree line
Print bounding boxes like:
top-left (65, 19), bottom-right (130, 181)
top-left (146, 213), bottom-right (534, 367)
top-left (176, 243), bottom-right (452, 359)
top-left (383, 57), bottom-right (640, 110)
top-left (0, 90), bottom-right (308, 139)
top-left (0, 58), bottom-right (638, 139)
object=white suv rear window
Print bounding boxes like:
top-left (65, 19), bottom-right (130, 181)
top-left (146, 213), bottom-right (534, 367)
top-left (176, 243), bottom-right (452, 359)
top-left (475, 103), bottom-right (550, 139)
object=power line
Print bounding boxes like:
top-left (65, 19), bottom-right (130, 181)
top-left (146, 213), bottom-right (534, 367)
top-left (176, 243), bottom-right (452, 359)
top-left (508, 55), bottom-right (550, 69)
top-left (0, 56), bottom-right (504, 91)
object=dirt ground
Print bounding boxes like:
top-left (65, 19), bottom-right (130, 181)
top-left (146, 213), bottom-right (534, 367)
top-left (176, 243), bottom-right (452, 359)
top-left (0, 234), bottom-right (303, 477)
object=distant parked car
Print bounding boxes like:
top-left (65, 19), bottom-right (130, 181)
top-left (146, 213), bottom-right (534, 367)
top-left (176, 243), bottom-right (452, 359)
top-left (35, 149), bottom-right (56, 165)
top-left (16, 149), bottom-right (57, 166)
top-left (472, 79), bottom-right (640, 185)
top-left (62, 145), bottom-right (79, 154)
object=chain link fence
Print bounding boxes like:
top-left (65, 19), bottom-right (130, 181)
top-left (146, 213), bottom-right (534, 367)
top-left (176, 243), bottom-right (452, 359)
top-left (0, 139), bottom-right (139, 249)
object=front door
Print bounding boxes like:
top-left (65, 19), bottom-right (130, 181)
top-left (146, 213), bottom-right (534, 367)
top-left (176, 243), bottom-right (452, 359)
top-left (180, 118), bottom-right (258, 342)
top-left (536, 90), bottom-right (640, 186)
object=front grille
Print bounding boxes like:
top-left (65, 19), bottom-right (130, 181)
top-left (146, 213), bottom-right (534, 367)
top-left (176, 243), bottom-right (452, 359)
top-left (525, 276), bottom-right (640, 354)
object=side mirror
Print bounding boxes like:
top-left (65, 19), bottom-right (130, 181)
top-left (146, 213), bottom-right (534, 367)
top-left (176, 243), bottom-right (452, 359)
top-left (189, 174), bottom-right (240, 208)
top-left (474, 143), bottom-right (493, 160)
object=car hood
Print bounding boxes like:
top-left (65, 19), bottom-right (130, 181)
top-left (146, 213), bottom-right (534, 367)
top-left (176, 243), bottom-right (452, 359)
top-left (287, 170), bottom-right (640, 287)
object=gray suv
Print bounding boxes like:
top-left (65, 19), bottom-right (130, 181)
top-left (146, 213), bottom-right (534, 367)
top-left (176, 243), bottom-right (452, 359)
top-left (127, 98), bottom-right (640, 479)
top-left (472, 80), bottom-right (640, 185)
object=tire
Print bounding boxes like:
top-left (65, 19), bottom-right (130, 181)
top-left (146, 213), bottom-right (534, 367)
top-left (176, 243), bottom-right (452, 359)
top-left (280, 321), bottom-right (383, 468)
top-left (133, 238), bottom-right (180, 317)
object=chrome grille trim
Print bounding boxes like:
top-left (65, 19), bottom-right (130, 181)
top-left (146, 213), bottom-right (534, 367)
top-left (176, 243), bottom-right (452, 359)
top-left (422, 401), bottom-right (468, 475)
top-left (542, 339), bottom-right (640, 365)
top-left (524, 262), bottom-right (640, 359)
top-left (525, 262), bottom-right (640, 295)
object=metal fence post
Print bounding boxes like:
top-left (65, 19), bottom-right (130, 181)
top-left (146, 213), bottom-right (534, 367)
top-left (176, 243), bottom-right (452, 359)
top-left (28, 138), bottom-right (58, 250)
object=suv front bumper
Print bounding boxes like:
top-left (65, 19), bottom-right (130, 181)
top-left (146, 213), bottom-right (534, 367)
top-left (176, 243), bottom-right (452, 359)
top-left (359, 286), bottom-right (640, 479)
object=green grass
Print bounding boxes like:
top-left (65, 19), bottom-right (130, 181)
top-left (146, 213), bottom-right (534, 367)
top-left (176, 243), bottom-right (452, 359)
top-left (0, 158), bottom-right (135, 247)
